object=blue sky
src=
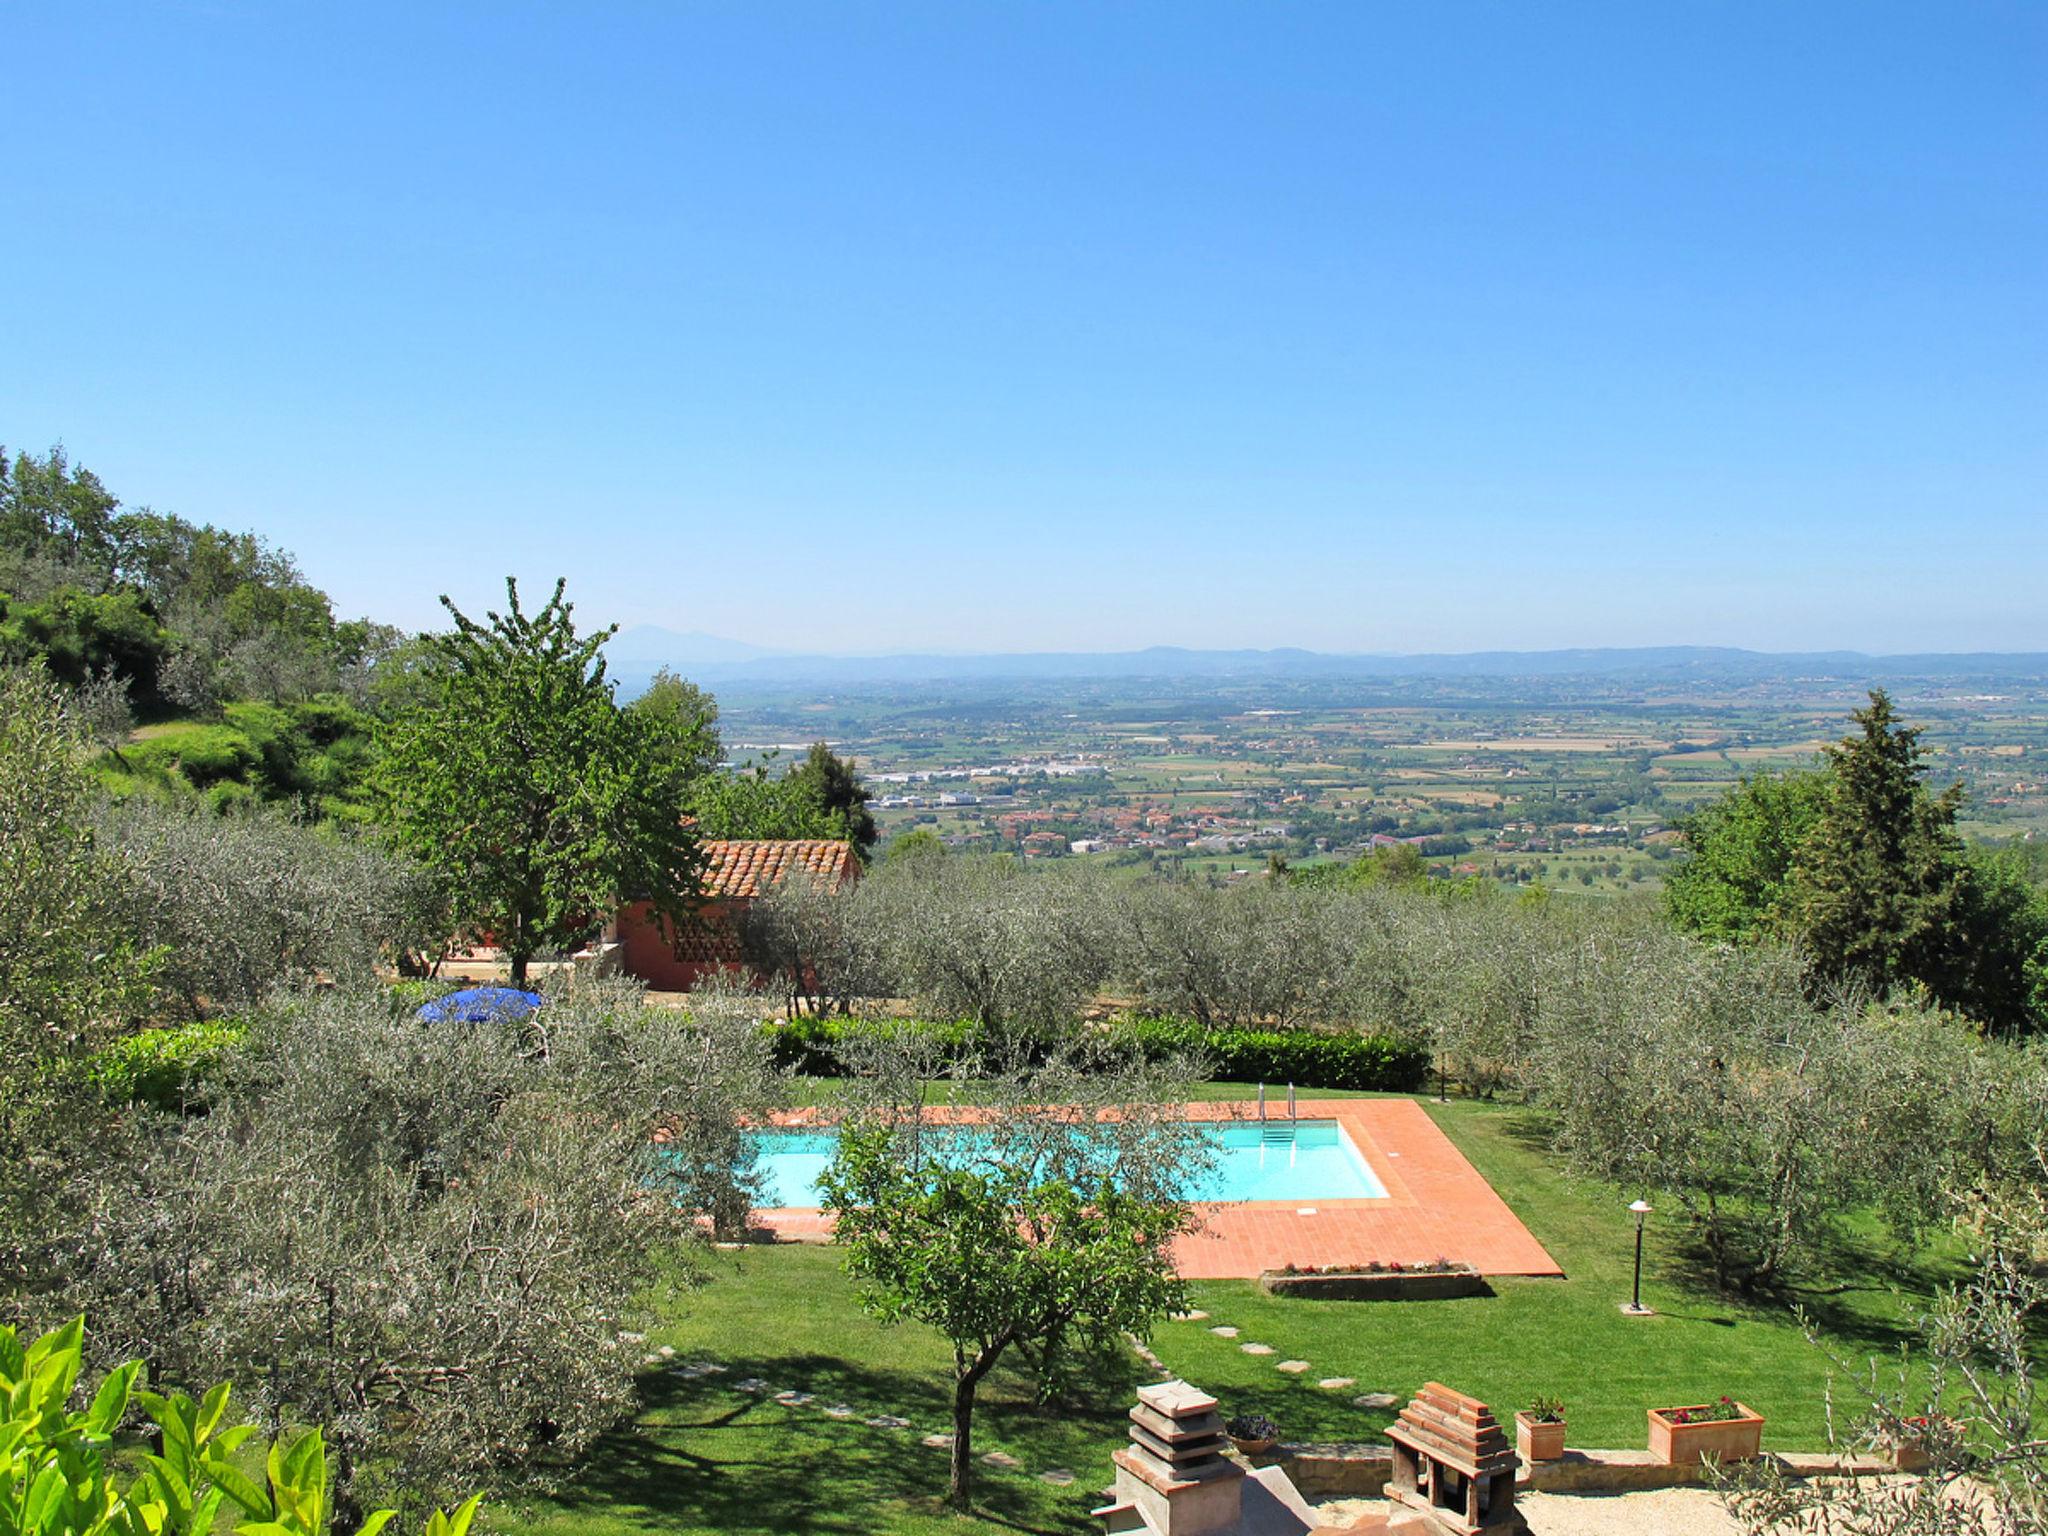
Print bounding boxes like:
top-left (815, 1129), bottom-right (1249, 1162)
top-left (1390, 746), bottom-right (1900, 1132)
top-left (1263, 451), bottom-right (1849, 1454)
top-left (3, 2), bottom-right (2042, 655)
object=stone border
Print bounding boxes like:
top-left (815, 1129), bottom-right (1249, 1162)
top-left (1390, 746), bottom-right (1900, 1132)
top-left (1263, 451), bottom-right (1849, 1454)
top-left (1253, 1443), bottom-right (1894, 1499)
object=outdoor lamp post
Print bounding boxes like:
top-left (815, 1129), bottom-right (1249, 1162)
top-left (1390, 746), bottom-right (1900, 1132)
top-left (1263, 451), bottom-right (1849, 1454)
top-left (1623, 1199), bottom-right (1654, 1316)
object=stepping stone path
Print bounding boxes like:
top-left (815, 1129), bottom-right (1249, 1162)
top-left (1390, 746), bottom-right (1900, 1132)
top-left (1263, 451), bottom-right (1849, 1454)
top-left (735, 1379), bottom-right (771, 1393)
top-left (1208, 1325), bottom-right (1239, 1338)
top-left (1276, 1360), bottom-right (1311, 1375)
top-left (865, 1415), bottom-right (912, 1430)
top-left (774, 1391), bottom-right (815, 1407)
top-left (1353, 1392), bottom-right (1398, 1410)
top-left (657, 1346), bottom-right (676, 1359)
top-left (1170, 1310), bottom-right (1209, 1322)
top-left (1317, 1378), bottom-right (1356, 1391)
top-left (921, 1433), bottom-right (954, 1450)
top-left (980, 1451), bottom-right (1023, 1471)
top-left (1240, 1343), bottom-right (1275, 1356)
top-left (1039, 1469), bottom-right (1075, 1486)
top-left (822, 1404), bottom-right (856, 1419)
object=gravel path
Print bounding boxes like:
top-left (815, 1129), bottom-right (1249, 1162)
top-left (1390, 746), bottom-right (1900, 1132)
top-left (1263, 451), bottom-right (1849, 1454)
top-left (1310, 1488), bottom-right (1741, 1535)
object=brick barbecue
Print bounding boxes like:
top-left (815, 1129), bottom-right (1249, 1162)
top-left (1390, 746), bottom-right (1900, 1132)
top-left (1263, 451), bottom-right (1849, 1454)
top-left (1384, 1383), bottom-right (1527, 1535)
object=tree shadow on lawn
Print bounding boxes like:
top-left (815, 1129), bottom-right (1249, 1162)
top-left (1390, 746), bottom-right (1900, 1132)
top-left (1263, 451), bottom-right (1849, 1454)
top-left (531, 1354), bottom-right (1132, 1536)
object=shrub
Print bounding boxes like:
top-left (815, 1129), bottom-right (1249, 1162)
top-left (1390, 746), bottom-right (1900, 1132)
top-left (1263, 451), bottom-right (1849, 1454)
top-left (123, 723), bottom-right (258, 788)
top-left (1114, 1017), bottom-right (1429, 1092)
top-left (757, 1015), bottom-right (1427, 1091)
top-left (0, 1313), bottom-right (479, 1536)
top-left (83, 1017), bottom-right (249, 1109)
top-left (763, 1016), bottom-right (981, 1076)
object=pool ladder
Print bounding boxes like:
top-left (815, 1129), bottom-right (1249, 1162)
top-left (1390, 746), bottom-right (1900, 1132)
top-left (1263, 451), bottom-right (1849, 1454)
top-left (1255, 1081), bottom-right (1298, 1135)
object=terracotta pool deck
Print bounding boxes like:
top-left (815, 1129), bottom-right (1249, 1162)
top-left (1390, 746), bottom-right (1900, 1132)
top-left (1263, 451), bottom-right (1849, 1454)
top-left (750, 1097), bottom-right (1562, 1281)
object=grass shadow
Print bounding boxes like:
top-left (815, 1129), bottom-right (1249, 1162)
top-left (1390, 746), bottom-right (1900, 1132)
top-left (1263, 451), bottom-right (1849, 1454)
top-left (529, 1351), bottom-right (1132, 1536)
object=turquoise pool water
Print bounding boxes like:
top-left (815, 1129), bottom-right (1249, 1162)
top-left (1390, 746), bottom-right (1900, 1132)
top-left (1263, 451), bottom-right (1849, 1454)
top-left (746, 1118), bottom-right (1386, 1208)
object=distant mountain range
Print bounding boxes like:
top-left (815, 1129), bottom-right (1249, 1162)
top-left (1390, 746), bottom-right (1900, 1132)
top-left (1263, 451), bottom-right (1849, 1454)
top-left (605, 629), bottom-right (2048, 686)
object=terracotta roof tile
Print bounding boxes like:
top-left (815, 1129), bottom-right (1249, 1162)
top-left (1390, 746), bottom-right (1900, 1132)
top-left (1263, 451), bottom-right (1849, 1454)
top-left (700, 839), bottom-right (860, 900)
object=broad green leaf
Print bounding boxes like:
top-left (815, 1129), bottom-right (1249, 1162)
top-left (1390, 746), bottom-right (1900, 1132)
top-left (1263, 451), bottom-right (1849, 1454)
top-left (87, 1361), bottom-right (141, 1435)
top-left (194, 1381), bottom-right (231, 1444)
top-left (203, 1457), bottom-right (273, 1519)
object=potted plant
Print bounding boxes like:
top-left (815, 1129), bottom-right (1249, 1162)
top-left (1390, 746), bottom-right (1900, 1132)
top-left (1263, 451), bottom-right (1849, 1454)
top-left (1647, 1396), bottom-right (1765, 1465)
top-left (1514, 1395), bottom-right (1567, 1462)
top-left (1224, 1413), bottom-right (1280, 1457)
top-left (1877, 1414), bottom-right (1956, 1473)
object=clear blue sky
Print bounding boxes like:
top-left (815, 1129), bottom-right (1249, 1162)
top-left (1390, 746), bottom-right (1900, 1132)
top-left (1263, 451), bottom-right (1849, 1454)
top-left (3, 2), bottom-right (2042, 655)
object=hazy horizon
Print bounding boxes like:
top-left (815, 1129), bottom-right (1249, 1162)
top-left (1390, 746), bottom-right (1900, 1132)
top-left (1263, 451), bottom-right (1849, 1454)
top-left (5, 3), bottom-right (2042, 654)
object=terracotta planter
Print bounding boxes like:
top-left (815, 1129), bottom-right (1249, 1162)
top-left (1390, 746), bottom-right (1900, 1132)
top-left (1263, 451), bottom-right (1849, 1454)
top-left (1230, 1436), bottom-right (1278, 1457)
top-left (1647, 1404), bottom-right (1764, 1466)
top-left (1882, 1432), bottom-right (1939, 1473)
top-left (1514, 1411), bottom-right (1566, 1463)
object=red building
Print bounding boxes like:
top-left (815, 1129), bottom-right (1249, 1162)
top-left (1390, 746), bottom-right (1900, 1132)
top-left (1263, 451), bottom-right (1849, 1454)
top-left (616, 838), bottom-right (861, 991)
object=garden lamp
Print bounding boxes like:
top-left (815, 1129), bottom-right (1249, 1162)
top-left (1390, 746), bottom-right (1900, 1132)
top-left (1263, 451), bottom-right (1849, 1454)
top-left (1624, 1199), bottom-right (1654, 1316)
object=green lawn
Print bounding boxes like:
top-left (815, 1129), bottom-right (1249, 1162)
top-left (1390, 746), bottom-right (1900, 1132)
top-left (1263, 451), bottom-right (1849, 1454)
top-left (509, 1243), bottom-right (1137, 1536)
top-left (508, 1090), bottom-right (1961, 1534)
top-left (1156, 1096), bottom-right (1951, 1450)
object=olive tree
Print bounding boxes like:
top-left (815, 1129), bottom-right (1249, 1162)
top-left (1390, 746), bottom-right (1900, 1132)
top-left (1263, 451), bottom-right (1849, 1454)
top-left (101, 798), bottom-right (444, 1015)
top-left (1112, 877), bottom-right (1352, 1028)
top-left (1719, 1127), bottom-right (2048, 1535)
top-left (817, 1044), bottom-right (1207, 1511)
top-left (64, 980), bottom-right (777, 1530)
top-left (851, 855), bottom-right (1112, 1036)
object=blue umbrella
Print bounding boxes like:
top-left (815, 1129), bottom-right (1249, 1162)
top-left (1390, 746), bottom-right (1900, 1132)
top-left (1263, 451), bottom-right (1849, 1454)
top-left (416, 986), bottom-right (544, 1024)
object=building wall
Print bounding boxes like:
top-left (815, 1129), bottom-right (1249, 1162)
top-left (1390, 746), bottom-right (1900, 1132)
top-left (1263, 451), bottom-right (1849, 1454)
top-left (616, 898), bottom-right (746, 992)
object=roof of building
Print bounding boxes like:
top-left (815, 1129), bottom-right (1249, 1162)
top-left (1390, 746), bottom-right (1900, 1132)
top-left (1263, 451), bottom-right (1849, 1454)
top-left (701, 838), bottom-right (860, 900)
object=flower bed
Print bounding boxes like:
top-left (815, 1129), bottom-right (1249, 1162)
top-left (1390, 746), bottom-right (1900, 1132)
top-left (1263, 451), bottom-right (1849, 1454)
top-left (1258, 1260), bottom-right (1488, 1301)
top-left (1647, 1399), bottom-right (1764, 1465)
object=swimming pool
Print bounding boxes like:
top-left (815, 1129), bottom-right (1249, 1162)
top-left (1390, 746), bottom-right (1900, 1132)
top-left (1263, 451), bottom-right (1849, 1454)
top-left (745, 1118), bottom-right (1387, 1208)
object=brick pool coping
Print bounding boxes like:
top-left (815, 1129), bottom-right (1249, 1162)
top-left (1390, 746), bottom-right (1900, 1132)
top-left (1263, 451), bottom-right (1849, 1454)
top-left (747, 1097), bottom-right (1562, 1281)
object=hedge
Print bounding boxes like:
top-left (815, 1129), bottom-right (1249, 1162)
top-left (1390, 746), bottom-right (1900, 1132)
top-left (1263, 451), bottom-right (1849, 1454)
top-left (1112, 1017), bottom-right (1429, 1092)
top-left (761, 1015), bottom-right (1428, 1093)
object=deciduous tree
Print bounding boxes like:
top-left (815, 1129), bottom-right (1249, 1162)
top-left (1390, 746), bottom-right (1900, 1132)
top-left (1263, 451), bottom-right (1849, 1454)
top-left (817, 1048), bottom-right (1203, 1510)
top-left (374, 579), bottom-right (704, 981)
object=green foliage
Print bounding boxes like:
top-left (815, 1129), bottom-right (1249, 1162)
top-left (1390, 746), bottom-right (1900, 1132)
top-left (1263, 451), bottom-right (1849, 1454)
top-left (1668, 691), bottom-right (2048, 1032)
top-left (817, 1088), bottom-right (1195, 1510)
top-left (884, 827), bottom-right (946, 864)
top-left (123, 723), bottom-right (260, 788)
top-left (787, 743), bottom-right (876, 860)
top-left (762, 1016), bottom-right (1424, 1091)
top-left (687, 763), bottom-right (848, 842)
top-left (1664, 769), bottom-right (1827, 943)
top-left (64, 984), bottom-right (776, 1520)
top-left (684, 741), bottom-right (872, 855)
top-left (626, 669), bottom-right (723, 781)
top-left (1113, 1017), bottom-right (1431, 1092)
top-left (0, 668), bottom-right (154, 1067)
top-left (1290, 840), bottom-right (1431, 890)
top-left (0, 446), bottom-right (120, 577)
top-left (1, 445), bottom-right (399, 719)
top-left (0, 589), bottom-right (169, 706)
top-left (1785, 691), bottom-right (1974, 1003)
top-left (81, 1019), bottom-right (250, 1110)
top-left (0, 1314), bottom-right (477, 1536)
top-left (373, 579), bottom-right (706, 979)
top-left (109, 700), bottom-right (379, 817)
